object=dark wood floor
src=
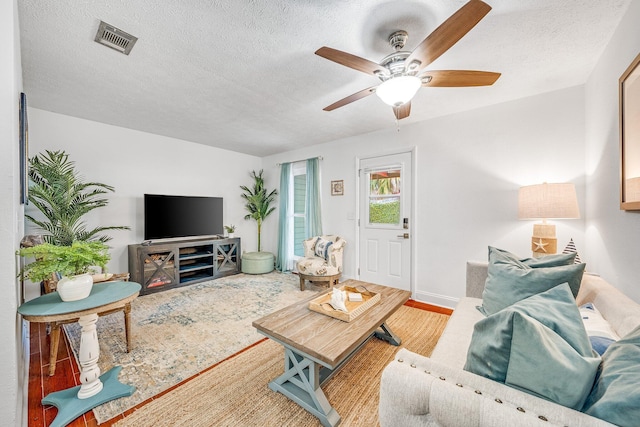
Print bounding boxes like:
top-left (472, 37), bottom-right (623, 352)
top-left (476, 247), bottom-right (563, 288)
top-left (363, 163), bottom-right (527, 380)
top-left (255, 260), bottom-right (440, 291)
top-left (27, 321), bottom-right (98, 427)
top-left (27, 299), bottom-right (452, 427)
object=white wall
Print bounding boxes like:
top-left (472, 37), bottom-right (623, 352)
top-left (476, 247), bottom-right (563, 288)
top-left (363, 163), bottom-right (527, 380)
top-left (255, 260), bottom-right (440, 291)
top-left (1, 0), bottom-right (26, 425)
top-left (26, 108), bottom-right (262, 296)
top-left (262, 86), bottom-right (587, 307)
top-left (585, 0), bottom-right (640, 302)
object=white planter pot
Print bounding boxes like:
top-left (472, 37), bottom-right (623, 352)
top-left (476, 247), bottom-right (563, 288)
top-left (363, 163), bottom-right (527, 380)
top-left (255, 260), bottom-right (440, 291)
top-left (228, 233), bottom-right (235, 238)
top-left (57, 273), bottom-right (94, 302)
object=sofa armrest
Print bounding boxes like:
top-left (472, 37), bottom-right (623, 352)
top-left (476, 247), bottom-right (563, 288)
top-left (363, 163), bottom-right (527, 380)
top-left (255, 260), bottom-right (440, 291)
top-left (380, 348), bottom-right (615, 427)
top-left (577, 272), bottom-right (640, 337)
top-left (466, 261), bottom-right (488, 298)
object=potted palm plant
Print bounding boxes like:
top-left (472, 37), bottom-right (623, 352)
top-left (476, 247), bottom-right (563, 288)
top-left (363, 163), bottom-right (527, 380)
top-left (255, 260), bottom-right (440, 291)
top-left (18, 241), bottom-right (110, 301)
top-left (22, 150), bottom-right (128, 296)
top-left (240, 170), bottom-right (277, 252)
top-left (27, 150), bottom-right (129, 245)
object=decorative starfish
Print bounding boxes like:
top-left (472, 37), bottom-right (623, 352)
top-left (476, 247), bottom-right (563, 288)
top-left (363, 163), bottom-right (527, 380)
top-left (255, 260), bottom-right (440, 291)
top-left (533, 238), bottom-right (549, 253)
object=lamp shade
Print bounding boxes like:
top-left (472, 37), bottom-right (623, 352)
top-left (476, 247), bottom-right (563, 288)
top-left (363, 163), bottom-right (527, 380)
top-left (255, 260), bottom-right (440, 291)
top-left (518, 183), bottom-right (580, 220)
top-left (376, 75), bottom-right (421, 107)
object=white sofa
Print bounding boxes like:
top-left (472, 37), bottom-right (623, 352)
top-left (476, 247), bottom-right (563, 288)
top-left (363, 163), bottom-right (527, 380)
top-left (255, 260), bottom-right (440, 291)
top-left (379, 262), bottom-right (640, 427)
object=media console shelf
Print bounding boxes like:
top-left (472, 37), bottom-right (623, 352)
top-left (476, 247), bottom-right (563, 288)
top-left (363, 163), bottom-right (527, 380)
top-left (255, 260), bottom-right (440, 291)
top-left (128, 237), bottom-right (241, 295)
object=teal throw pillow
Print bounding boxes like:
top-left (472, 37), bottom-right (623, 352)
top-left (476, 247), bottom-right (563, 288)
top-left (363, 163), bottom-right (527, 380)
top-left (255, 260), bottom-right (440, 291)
top-left (479, 246), bottom-right (585, 316)
top-left (491, 246), bottom-right (577, 268)
top-left (465, 283), bottom-right (600, 410)
top-left (582, 325), bottom-right (640, 426)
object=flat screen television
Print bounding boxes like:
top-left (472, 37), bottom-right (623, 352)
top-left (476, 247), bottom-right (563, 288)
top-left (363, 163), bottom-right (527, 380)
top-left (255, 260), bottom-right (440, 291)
top-left (144, 194), bottom-right (223, 241)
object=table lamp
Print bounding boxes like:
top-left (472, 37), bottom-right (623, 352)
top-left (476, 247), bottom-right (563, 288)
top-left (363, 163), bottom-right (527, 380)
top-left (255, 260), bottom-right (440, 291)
top-left (518, 183), bottom-right (580, 257)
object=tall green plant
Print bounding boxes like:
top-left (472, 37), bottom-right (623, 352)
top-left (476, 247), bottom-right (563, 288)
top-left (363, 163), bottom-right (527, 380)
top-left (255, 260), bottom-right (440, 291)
top-left (240, 170), bottom-right (277, 252)
top-left (27, 150), bottom-right (129, 245)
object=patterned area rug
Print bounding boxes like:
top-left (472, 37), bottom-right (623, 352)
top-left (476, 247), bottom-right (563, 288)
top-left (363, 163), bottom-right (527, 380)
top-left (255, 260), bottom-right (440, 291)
top-left (63, 272), bottom-right (321, 423)
top-left (113, 305), bottom-right (450, 426)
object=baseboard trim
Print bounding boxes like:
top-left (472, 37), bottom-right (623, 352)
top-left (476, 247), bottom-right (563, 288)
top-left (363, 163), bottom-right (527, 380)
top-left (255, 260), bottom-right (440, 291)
top-left (413, 291), bottom-right (459, 310)
top-left (405, 300), bottom-right (453, 315)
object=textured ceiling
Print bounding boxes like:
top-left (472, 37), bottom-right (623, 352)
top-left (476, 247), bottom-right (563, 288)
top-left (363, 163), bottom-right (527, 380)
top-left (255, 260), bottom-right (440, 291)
top-left (18, 0), bottom-right (632, 157)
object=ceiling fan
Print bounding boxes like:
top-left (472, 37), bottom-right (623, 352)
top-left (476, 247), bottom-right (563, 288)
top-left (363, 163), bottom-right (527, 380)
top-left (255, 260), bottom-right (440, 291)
top-left (315, 0), bottom-right (501, 120)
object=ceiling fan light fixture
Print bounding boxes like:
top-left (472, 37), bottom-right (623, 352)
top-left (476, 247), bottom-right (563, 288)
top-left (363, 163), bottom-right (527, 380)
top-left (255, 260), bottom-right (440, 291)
top-left (376, 75), bottom-right (421, 107)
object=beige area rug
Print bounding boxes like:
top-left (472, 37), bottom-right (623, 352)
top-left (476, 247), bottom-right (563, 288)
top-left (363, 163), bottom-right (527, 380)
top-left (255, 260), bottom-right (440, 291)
top-left (113, 305), bottom-right (450, 427)
top-left (63, 272), bottom-right (321, 423)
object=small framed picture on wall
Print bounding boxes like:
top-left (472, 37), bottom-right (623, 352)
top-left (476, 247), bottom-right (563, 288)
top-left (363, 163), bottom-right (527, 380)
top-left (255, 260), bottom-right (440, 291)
top-left (331, 180), bottom-right (344, 196)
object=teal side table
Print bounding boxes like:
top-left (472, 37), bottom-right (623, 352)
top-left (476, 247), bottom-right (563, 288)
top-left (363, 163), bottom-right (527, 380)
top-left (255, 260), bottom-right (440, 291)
top-left (18, 281), bottom-right (141, 427)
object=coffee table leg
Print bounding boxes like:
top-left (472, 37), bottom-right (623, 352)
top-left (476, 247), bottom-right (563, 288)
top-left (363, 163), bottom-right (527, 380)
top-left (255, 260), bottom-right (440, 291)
top-left (374, 322), bottom-right (402, 346)
top-left (269, 348), bottom-right (341, 427)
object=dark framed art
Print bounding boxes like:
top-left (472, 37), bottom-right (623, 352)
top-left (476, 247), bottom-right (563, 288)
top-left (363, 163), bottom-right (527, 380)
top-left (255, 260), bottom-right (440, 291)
top-left (620, 52), bottom-right (640, 210)
top-left (19, 92), bottom-right (28, 204)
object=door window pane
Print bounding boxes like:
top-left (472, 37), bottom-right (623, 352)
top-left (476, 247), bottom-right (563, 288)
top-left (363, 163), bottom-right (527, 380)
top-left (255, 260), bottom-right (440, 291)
top-left (368, 169), bottom-right (401, 225)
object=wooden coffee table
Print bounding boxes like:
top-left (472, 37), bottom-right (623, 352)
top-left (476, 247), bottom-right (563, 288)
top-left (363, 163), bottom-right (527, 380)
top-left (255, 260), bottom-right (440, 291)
top-left (252, 280), bottom-right (410, 427)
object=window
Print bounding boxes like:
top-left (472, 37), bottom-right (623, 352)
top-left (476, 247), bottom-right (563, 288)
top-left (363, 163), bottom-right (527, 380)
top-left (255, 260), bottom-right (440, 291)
top-left (292, 162), bottom-right (306, 257)
top-left (368, 168), bottom-right (401, 226)
top-left (277, 157), bottom-right (322, 272)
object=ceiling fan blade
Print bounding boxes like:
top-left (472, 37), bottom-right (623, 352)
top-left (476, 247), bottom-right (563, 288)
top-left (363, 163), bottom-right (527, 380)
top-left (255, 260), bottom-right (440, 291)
top-left (406, 0), bottom-right (492, 71)
top-left (393, 102), bottom-right (411, 120)
top-left (422, 70), bottom-right (501, 87)
top-left (323, 86), bottom-right (378, 111)
top-left (315, 47), bottom-right (389, 77)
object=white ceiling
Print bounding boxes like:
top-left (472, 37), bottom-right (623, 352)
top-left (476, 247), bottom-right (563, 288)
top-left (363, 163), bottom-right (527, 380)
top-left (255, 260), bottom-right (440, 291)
top-left (18, 0), bottom-right (632, 157)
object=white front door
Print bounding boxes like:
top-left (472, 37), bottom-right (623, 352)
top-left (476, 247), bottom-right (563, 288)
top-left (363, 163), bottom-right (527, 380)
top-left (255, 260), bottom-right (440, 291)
top-left (358, 152), bottom-right (412, 291)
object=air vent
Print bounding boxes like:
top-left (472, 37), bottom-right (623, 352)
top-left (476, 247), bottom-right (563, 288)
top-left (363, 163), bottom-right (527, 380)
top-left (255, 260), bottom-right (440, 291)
top-left (94, 21), bottom-right (137, 55)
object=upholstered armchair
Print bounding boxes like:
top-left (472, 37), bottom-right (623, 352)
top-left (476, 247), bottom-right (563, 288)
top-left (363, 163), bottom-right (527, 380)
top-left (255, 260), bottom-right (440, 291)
top-left (296, 235), bottom-right (346, 291)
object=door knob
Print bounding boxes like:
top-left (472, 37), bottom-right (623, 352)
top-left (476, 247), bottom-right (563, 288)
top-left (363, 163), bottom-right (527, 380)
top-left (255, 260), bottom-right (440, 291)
top-left (397, 233), bottom-right (409, 239)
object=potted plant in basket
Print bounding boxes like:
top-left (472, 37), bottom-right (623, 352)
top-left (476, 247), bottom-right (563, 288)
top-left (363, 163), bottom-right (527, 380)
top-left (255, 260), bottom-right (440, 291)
top-left (18, 241), bottom-right (110, 302)
top-left (240, 170), bottom-right (277, 252)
